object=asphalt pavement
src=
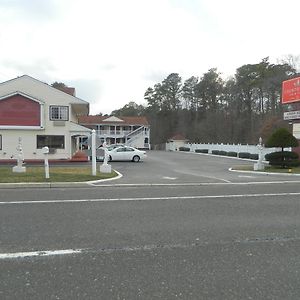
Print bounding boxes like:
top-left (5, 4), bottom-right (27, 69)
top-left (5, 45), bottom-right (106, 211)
top-left (1, 151), bottom-right (300, 299)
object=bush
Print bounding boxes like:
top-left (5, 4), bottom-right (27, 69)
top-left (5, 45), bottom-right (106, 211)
top-left (211, 150), bottom-right (220, 155)
top-left (238, 152), bottom-right (251, 159)
top-left (265, 151), bottom-right (300, 168)
top-left (178, 146), bottom-right (190, 152)
top-left (265, 151), bottom-right (298, 161)
top-left (195, 149), bottom-right (209, 153)
top-left (266, 128), bottom-right (298, 149)
top-left (218, 151), bottom-right (228, 156)
top-left (249, 154), bottom-right (259, 160)
top-left (268, 160), bottom-right (300, 167)
top-left (227, 152), bottom-right (238, 157)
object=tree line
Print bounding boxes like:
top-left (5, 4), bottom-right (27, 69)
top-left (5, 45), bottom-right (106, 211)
top-left (112, 56), bottom-right (299, 146)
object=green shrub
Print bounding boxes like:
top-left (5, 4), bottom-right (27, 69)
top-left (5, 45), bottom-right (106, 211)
top-left (195, 149), bottom-right (209, 153)
top-left (218, 150), bottom-right (228, 156)
top-left (238, 152), bottom-right (251, 159)
top-left (266, 128), bottom-right (298, 150)
top-left (178, 146), bottom-right (190, 152)
top-left (212, 150), bottom-right (220, 155)
top-left (268, 160), bottom-right (300, 167)
top-left (265, 151), bottom-right (298, 161)
top-left (249, 154), bottom-right (259, 160)
top-left (265, 151), bottom-right (300, 168)
top-left (227, 152), bottom-right (238, 157)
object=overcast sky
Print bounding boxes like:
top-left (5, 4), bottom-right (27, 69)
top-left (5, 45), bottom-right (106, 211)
top-left (0, 0), bottom-right (299, 115)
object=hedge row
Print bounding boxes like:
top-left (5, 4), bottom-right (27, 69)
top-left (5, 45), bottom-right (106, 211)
top-left (178, 147), bottom-right (190, 152)
top-left (209, 150), bottom-right (258, 160)
top-left (181, 148), bottom-right (260, 160)
top-left (195, 149), bottom-right (209, 153)
top-left (176, 148), bottom-right (300, 167)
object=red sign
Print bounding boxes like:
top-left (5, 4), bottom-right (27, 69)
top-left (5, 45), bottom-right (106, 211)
top-left (282, 76), bottom-right (300, 104)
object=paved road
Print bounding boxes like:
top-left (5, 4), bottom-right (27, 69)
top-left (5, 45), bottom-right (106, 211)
top-left (1, 151), bottom-right (300, 299)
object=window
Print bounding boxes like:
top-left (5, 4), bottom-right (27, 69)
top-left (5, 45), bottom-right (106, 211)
top-left (0, 135), bottom-right (2, 150)
top-left (37, 135), bottom-right (65, 149)
top-left (49, 106), bottom-right (69, 121)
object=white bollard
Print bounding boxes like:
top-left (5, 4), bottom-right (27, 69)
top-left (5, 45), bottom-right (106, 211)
top-left (42, 146), bottom-right (50, 179)
top-left (91, 129), bottom-right (97, 176)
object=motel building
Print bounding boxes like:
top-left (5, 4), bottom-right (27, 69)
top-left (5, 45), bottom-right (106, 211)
top-left (78, 115), bottom-right (150, 150)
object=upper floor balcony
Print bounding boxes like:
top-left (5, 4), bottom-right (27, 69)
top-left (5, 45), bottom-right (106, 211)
top-left (96, 126), bottom-right (149, 138)
top-left (96, 129), bottom-right (133, 137)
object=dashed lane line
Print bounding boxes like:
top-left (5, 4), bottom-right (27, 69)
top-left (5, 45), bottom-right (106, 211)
top-left (2, 235), bottom-right (300, 260)
top-left (0, 249), bottom-right (84, 259)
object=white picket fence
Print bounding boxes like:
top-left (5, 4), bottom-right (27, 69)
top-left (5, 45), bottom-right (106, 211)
top-left (167, 142), bottom-right (289, 158)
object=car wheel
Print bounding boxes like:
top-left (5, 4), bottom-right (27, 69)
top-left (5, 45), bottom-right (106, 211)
top-left (132, 155), bottom-right (140, 162)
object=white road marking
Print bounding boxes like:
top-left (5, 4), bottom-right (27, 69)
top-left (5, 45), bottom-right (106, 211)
top-left (0, 249), bottom-right (84, 259)
top-left (174, 169), bottom-right (232, 183)
top-left (1, 192), bottom-right (300, 205)
top-left (95, 180), bottom-right (300, 187)
top-left (162, 176), bottom-right (177, 180)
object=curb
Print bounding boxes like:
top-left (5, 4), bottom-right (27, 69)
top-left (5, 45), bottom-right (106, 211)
top-left (229, 167), bottom-right (300, 176)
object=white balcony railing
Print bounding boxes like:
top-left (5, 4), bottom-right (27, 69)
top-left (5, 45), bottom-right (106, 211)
top-left (96, 130), bottom-right (132, 136)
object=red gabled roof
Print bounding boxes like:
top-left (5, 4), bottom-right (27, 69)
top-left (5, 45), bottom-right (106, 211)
top-left (57, 86), bottom-right (76, 96)
top-left (78, 115), bottom-right (149, 126)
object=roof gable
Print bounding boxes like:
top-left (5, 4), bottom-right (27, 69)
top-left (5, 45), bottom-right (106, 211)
top-left (103, 116), bottom-right (124, 122)
top-left (0, 75), bottom-right (89, 106)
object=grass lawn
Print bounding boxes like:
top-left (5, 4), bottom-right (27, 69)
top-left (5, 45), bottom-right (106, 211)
top-left (0, 166), bottom-right (117, 183)
top-left (233, 165), bottom-right (300, 174)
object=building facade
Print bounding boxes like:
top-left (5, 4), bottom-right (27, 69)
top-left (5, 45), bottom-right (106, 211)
top-left (79, 115), bottom-right (150, 149)
top-left (0, 75), bottom-right (91, 161)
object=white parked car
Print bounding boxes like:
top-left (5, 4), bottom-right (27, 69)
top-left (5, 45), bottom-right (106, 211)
top-left (108, 146), bottom-right (146, 162)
